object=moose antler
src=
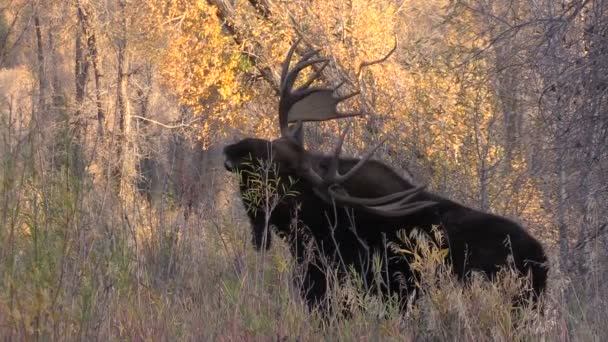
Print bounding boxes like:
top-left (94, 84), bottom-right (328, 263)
top-left (274, 38), bottom-right (436, 217)
top-left (298, 124), bottom-right (436, 217)
top-left (278, 38), bottom-right (363, 139)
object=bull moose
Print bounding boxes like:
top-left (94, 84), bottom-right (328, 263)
top-left (223, 39), bottom-right (548, 313)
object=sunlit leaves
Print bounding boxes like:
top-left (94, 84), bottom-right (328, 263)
top-left (147, 0), bottom-right (548, 235)
top-left (148, 0), bottom-right (252, 143)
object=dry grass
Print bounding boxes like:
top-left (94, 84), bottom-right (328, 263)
top-left (0, 125), bottom-right (606, 341)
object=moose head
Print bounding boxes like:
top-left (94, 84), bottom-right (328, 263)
top-left (225, 38), bottom-right (435, 227)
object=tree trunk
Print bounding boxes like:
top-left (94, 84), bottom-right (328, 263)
top-left (556, 145), bottom-right (570, 272)
top-left (116, 0), bottom-right (134, 198)
top-left (33, 12), bottom-right (47, 114)
top-left (74, 27), bottom-right (89, 134)
top-left (76, 0), bottom-right (105, 136)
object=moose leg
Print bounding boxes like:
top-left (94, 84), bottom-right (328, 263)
top-left (246, 211), bottom-right (272, 251)
top-left (251, 221), bottom-right (272, 251)
top-left (299, 263), bottom-right (328, 313)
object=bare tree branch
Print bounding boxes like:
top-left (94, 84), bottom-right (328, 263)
top-left (131, 115), bottom-right (202, 129)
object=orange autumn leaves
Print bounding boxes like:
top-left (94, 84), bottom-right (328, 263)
top-left (149, 0), bottom-right (549, 235)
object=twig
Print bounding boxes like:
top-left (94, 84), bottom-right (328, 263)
top-left (131, 115), bottom-right (202, 129)
top-left (573, 223), bottom-right (608, 250)
top-left (356, 36), bottom-right (398, 78)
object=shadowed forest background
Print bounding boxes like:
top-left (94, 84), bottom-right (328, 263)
top-left (0, 0), bottom-right (607, 340)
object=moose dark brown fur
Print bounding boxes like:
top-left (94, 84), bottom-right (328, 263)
top-left (224, 137), bottom-right (548, 311)
top-left (223, 38), bottom-right (548, 313)
top-left (224, 137), bottom-right (423, 311)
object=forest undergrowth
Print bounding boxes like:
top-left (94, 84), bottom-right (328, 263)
top-left (0, 125), bottom-right (604, 341)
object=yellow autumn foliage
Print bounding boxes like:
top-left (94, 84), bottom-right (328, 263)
top-left (146, 0), bottom-right (252, 143)
top-left (145, 0), bottom-right (551, 237)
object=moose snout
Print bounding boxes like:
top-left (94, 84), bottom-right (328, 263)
top-left (224, 159), bottom-right (235, 171)
top-left (222, 145), bottom-right (235, 171)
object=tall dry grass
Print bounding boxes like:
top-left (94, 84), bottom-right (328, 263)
top-left (0, 121), bottom-right (606, 341)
